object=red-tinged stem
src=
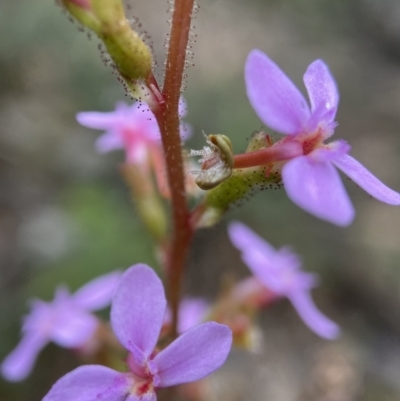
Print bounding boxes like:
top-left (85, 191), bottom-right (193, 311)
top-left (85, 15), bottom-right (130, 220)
top-left (147, 0), bottom-right (195, 339)
top-left (233, 140), bottom-right (303, 169)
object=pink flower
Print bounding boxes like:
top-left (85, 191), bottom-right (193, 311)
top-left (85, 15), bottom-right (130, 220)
top-left (76, 100), bottom-right (190, 164)
top-left (42, 264), bottom-right (232, 401)
top-left (228, 222), bottom-right (339, 339)
top-left (77, 100), bottom-right (192, 197)
top-left (245, 50), bottom-right (400, 226)
top-left (1, 271), bottom-right (121, 382)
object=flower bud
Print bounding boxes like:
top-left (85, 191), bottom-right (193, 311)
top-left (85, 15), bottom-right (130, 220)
top-left (62, 0), bottom-right (153, 82)
top-left (62, 0), bottom-right (101, 31)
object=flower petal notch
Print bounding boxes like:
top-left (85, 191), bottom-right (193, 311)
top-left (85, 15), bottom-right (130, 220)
top-left (228, 222), bottom-right (340, 340)
top-left (245, 49), bottom-right (400, 225)
top-left (1, 271), bottom-right (121, 382)
top-left (42, 264), bottom-right (232, 401)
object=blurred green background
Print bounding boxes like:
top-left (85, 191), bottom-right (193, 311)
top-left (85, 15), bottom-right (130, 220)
top-left (1, 0), bottom-right (400, 400)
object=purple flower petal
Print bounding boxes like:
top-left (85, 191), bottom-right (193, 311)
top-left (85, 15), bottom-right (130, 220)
top-left (110, 264), bottom-right (166, 358)
top-left (42, 365), bottom-right (130, 401)
top-left (303, 60), bottom-right (339, 122)
top-left (228, 221), bottom-right (276, 259)
top-left (72, 271), bottom-right (121, 311)
top-left (1, 332), bottom-right (47, 381)
top-left (332, 153), bottom-right (400, 205)
top-left (50, 308), bottom-right (98, 348)
top-left (95, 132), bottom-right (124, 153)
top-left (178, 299), bottom-right (209, 334)
top-left (282, 155), bottom-right (354, 226)
top-left (164, 298), bottom-right (209, 334)
top-left (150, 322), bottom-right (232, 387)
top-left (245, 49), bottom-right (310, 135)
top-left (76, 111), bottom-right (120, 131)
top-left (287, 290), bottom-right (340, 339)
top-left (240, 251), bottom-right (305, 296)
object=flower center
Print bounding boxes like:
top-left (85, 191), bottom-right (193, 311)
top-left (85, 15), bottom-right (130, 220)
top-left (131, 377), bottom-right (155, 398)
top-left (291, 127), bottom-right (325, 156)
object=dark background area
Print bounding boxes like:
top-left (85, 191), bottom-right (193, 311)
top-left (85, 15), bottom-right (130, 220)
top-left (1, 0), bottom-right (400, 400)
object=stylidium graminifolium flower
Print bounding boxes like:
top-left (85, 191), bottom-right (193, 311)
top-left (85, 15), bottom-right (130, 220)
top-left (228, 221), bottom-right (340, 340)
top-left (76, 99), bottom-right (191, 167)
top-left (1, 271), bottom-right (121, 382)
top-left (42, 264), bottom-right (232, 401)
top-left (76, 99), bottom-right (196, 198)
top-left (245, 49), bottom-right (400, 226)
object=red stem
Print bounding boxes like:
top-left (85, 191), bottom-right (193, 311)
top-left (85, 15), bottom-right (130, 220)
top-left (233, 140), bottom-right (303, 169)
top-left (148, 0), bottom-right (195, 339)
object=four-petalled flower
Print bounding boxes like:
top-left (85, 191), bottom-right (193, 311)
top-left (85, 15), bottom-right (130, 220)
top-left (245, 49), bottom-right (400, 225)
top-left (228, 222), bottom-right (340, 339)
top-left (42, 264), bottom-right (232, 401)
top-left (1, 271), bottom-right (121, 381)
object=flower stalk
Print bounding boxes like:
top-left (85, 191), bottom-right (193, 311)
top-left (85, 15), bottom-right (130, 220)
top-left (233, 140), bottom-right (303, 169)
top-left (148, 0), bottom-right (196, 339)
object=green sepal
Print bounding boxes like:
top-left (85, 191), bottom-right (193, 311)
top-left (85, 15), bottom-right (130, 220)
top-left (198, 166), bottom-right (282, 227)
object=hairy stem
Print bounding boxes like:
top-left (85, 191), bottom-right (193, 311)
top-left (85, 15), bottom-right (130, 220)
top-left (233, 141), bottom-right (303, 169)
top-left (149, 0), bottom-right (195, 339)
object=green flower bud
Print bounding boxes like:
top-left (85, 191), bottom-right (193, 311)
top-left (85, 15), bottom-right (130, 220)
top-left (62, 0), bottom-right (153, 82)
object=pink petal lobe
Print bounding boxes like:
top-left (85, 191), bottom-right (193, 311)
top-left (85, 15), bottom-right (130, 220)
top-left (76, 111), bottom-right (119, 130)
top-left (95, 132), bottom-right (124, 153)
top-left (332, 153), bottom-right (400, 205)
top-left (178, 299), bottom-right (209, 334)
top-left (303, 60), bottom-right (339, 121)
top-left (42, 365), bottom-right (130, 401)
top-left (245, 49), bottom-right (310, 135)
top-left (110, 264), bottom-right (166, 358)
top-left (228, 221), bottom-right (276, 259)
top-left (151, 322), bottom-right (232, 387)
top-left (164, 298), bottom-right (209, 334)
top-left (288, 290), bottom-right (340, 339)
top-left (1, 332), bottom-right (47, 381)
top-left (73, 271), bottom-right (121, 311)
top-left (50, 309), bottom-right (98, 348)
top-left (282, 156), bottom-right (354, 226)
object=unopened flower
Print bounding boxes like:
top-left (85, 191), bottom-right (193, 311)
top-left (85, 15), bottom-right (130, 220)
top-left (42, 264), bottom-right (232, 401)
top-left (228, 222), bottom-right (339, 339)
top-left (245, 50), bottom-right (400, 226)
top-left (1, 271), bottom-right (121, 382)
